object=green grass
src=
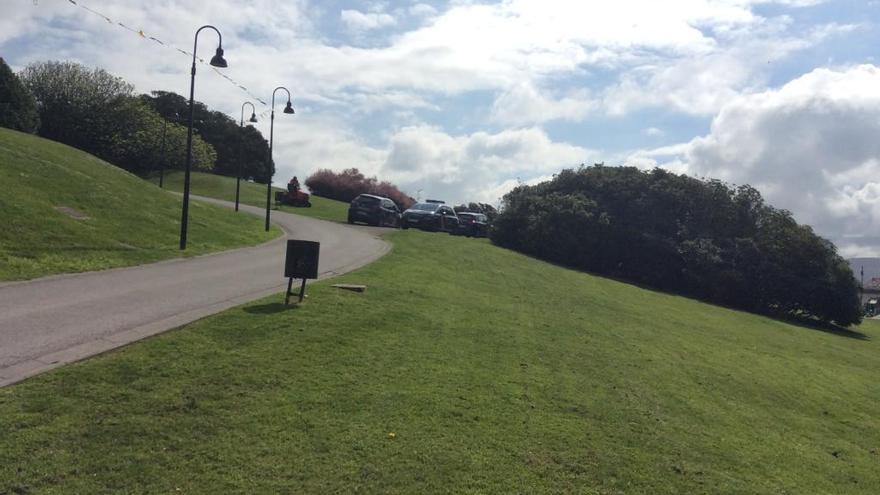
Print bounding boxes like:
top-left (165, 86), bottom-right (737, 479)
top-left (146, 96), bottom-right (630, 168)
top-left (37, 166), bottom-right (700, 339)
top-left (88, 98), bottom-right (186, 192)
top-left (150, 170), bottom-right (350, 223)
top-left (0, 128), bottom-right (281, 281)
top-left (1, 230), bottom-right (878, 493)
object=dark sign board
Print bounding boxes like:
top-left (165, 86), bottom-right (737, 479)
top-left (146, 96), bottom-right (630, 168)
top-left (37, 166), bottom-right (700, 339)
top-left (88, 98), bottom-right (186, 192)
top-left (284, 240), bottom-right (320, 304)
top-left (285, 240), bottom-right (320, 279)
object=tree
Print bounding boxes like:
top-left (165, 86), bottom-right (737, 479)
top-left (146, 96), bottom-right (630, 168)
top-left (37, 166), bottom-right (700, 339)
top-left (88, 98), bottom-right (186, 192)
top-left (141, 91), bottom-right (271, 181)
top-left (491, 165), bottom-right (862, 326)
top-left (18, 61), bottom-right (216, 175)
top-left (0, 57), bottom-right (39, 133)
top-left (20, 61), bottom-right (134, 149)
top-left (305, 168), bottom-right (414, 209)
top-left (97, 96), bottom-right (215, 175)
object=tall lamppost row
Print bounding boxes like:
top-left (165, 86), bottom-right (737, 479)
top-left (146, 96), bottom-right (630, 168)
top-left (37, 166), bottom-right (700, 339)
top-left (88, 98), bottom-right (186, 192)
top-left (265, 86), bottom-right (295, 232)
top-left (179, 24), bottom-right (227, 250)
top-left (236, 101), bottom-right (257, 212)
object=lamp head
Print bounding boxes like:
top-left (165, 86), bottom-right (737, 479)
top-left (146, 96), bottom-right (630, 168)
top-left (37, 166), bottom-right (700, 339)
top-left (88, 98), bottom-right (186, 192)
top-left (249, 112), bottom-right (258, 123)
top-left (209, 46), bottom-right (227, 68)
top-left (283, 100), bottom-right (295, 114)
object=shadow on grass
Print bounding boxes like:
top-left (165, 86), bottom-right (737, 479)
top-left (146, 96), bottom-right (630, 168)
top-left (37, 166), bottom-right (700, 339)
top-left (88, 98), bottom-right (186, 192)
top-left (243, 302), bottom-right (300, 315)
top-left (777, 314), bottom-right (870, 341)
top-left (488, 245), bottom-right (872, 342)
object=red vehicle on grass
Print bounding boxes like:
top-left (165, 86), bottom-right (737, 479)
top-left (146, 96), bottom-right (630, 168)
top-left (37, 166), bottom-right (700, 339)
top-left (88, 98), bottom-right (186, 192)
top-left (274, 176), bottom-right (312, 207)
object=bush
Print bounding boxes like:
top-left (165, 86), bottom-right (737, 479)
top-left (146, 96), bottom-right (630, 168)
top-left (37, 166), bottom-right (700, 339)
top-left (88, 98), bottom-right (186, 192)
top-left (305, 168), bottom-right (415, 209)
top-left (98, 97), bottom-right (216, 174)
top-left (492, 165), bottom-right (861, 326)
top-left (141, 91), bottom-right (270, 181)
top-left (19, 61), bottom-right (215, 174)
top-left (0, 58), bottom-right (39, 133)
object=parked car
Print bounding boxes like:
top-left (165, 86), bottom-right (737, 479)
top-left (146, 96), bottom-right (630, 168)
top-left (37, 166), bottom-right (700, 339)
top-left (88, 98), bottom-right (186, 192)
top-left (347, 194), bottom-right (401, 227)
top-left (401, 202), bottom-right (459, 232)
top-left (453, 212), bottom-right (489, 237)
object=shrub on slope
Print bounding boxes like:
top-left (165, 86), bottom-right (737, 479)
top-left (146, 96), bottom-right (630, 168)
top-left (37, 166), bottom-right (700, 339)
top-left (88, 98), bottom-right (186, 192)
top-left (305, 168), bottom-right (415, 210)
top-left (492, 165), bottom-right (861, 326)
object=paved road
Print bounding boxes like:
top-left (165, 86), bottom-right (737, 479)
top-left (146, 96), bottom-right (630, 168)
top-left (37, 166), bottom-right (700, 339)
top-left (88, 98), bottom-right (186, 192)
top-left (0, 197), bottom-right (390, 387)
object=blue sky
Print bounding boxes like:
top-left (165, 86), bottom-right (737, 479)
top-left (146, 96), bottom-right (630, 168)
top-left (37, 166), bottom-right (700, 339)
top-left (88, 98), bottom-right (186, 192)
top-left (2, 0), bottom-right (880, 255)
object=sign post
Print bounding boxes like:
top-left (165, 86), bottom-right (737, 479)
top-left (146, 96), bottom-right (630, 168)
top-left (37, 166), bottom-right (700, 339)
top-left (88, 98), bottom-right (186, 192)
top-left (284, 240), bottom-right (320, 304)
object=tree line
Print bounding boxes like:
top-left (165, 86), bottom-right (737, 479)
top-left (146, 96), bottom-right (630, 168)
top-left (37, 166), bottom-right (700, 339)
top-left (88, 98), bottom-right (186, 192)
top-left (0, 58), bottom-right (271, 181)
top-left (491, 165), bottom-right (862, 326)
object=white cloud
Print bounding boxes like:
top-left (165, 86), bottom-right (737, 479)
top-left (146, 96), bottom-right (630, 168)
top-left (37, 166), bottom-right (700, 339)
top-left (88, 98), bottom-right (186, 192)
top-left (269, 122), bottom-right (596, 205)
top-left (7, 0), bottom-right (842, 117)
top-left (408, 3), bottom-right (438, 18)
top-left (491, 82), bottom-right (597, 126)
top-left (340, 9), bottom-right (396, 32)
top-left (382, 125), bottom-right (593, 201)
top-left (380, 125), bottom-right (596, 203)
top-left (635, 65), bottom-right (880, 255)
top-left (601, 20), bottom-right (830, 116)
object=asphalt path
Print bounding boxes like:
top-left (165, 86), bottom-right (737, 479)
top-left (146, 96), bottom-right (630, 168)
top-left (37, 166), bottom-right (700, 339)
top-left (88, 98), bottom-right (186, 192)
top-left (0, 197), bottom-right (391, 387)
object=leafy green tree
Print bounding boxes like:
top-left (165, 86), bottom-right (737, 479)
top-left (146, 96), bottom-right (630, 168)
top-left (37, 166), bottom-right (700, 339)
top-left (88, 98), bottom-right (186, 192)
top-left (141, 91), bottom-right (271, 181)
top-left (20, 61), bottom-right (133, 149)
top-left (97, 96), bottom-right (215, 175)
top-left (492, 165), bottom-right (862, 326)
top-left (0, 57), bottom-right (39, 133)
top-left (18, 61), bottom-right (215, 175)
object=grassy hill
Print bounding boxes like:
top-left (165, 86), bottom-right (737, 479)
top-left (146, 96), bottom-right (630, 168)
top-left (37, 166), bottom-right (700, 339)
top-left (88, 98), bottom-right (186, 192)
top-left (1, 230), bottom-right (877, 493)
top-left (0, 128), bottom-right (280, 281)
top-left (149, 171), bottom-right (350, 223)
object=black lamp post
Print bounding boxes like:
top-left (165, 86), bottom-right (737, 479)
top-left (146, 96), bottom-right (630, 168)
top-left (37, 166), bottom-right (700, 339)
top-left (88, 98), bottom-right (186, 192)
top-left (236, 101), bottom-right (257, 212)
top-left (265, 86), bottom-right (295, 231)
top-left (179, 24), bottom-right (227, 250)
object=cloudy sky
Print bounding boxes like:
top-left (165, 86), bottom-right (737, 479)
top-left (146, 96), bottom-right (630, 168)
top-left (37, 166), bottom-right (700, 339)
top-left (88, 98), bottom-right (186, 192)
top-left (2, 0), bottom-right (879, 255)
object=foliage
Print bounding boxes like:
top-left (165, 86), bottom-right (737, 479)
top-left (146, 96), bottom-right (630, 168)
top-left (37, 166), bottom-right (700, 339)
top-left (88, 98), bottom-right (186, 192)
top-left (305, 167), bottom-right (415, 209)
top-left (492, 165), bottom-right (862, 326)
top-left (20, 60), bottom-right (133, 147)
top-left (0, 57), bottom-right (39, 133)
top-left (1, 230), bottom-right (878, 493)
top-left (0, 128), bottom-right (279, 281)
top-left (97, 96), bottom-right (215, 174)
top-left (19, 61), bottom-right (215, 174)
top-left (141, 91), bottom-right (271, 181)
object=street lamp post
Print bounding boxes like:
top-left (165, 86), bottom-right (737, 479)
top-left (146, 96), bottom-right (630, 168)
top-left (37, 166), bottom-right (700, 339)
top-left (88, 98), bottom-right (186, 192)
top-left (236, 102), bottom-right (258, 212)
top-left (179, 24), bottom-right (227, 250)
top-left (265, 86), bottom-right (295, 231)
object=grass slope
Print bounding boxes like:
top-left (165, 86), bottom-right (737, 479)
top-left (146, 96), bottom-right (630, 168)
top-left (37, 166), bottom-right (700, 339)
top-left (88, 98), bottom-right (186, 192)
top-left (150, 170), bottom-right (349, 223)
top-left (1, 231), bottom-right (878, 493)
top-left (0, 128), bottom-right (280, 281)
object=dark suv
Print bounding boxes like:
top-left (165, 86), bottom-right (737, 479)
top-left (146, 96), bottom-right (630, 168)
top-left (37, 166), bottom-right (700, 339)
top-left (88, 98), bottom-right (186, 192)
top-left (401, 202), bottom-right (459, 232)
top-left (347, 194), bottom-right (401, 227)
top-left (453, 212), bottom-right (489, 237)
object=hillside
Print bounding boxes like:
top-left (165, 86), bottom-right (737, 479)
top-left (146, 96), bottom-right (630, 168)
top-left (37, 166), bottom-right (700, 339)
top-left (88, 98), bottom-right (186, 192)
top-left (149, 171), bottom-right (350, 223)
top-left (0, 128), bottom-right (280, 281)
top-left (1, 230), bottom-right (877, 493)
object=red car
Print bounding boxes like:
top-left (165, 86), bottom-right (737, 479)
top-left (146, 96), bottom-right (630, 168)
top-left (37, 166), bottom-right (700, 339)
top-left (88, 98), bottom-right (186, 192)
top-left (452, 212), bottom-right (489, 237)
